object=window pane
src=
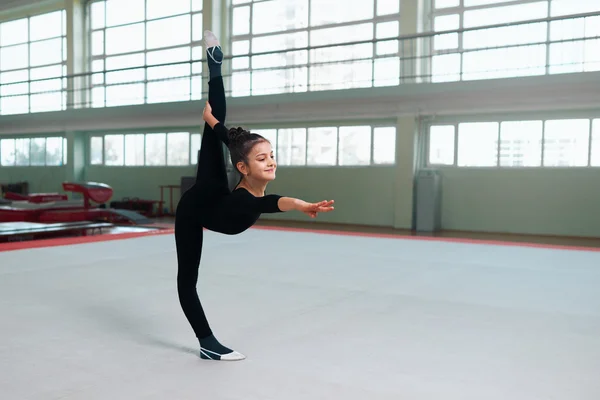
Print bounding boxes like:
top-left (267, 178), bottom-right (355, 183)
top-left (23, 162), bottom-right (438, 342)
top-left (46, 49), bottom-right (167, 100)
top-left (374, 57), bottom-right (400, 87)
top-left (252, 0), bottom-right (309, 35)
top-left (106, 0), bottom-right (145, 27)
top-left (192, 0), bottom-right (203, 11)
top-left (307, 127), bottom-right (337, 165)
top-left (106, 53), bottom-right (145, 70)
top-left (14, 138), bottom-right (30, 166)
top-left (463, 22), bottom-right (547, 50)
top-left (30, 138), bottom-right (46, 166)
top-left (190, 133), bottom-right (201, 164)
top-left (550, 0), bottom-right (600, 17)
top-left (233, 6), bottom-right (251, 35)
top-left (252, 129), bottom-right (277, 149)
top-left (30, 11), bottom-right (62, 41)
top-left (106, 84), bottom-right (145, 106)
top-left (146, 15), bottom-right (191, 50)
top-left (499, 121), bottom-right (542, 167)
top-left (465, 0), bottom-right (531, 7)
top-left (91, 137), bottom-right (103, 165)
top-left (277, 128), bottom-right (306, 166)
top-left (92, 31), bottom-right (104, 56)
top-left (30, 38), bottom-right (63, 66)
top-left (463, 2), bottom-right (548, 29)
top-left (31, 93), bottom-right (63, 113)
top-left (457, 122), bottom-right (499, 167)
top-left (377, 0), bottom-right (400, 15)
top-left (145, 133), bottom-right (166, 165)
top-left (31, 65), bottom-right (62, 80)
top-left (435, 0), bottom-right (459, 8)
top-left (377, 21), bottom-right (399, 39)
top-left (91, 1), bottom-right (105, 29)
top-left (63, 137), bottom-right (67, 165)
top-left (1, 95), bottom-right (29, 115)
top-left (338, 126), bottom-right (371, 165)
top-left (373, 127), bottom-right (395, 164)
top-left (147, 47), bottom-right (190, 65)
top-left (1, 18), bottom-right (28, 46)
top-left (311, 0), bottom-right (373, 27)
top-left (1, 139), bottom-right (15, 166)
top-left (1, 70), bottom-right (28, 96)
top-left (146, 0), bottom-right (190, 19)
top-left (125, 134), bottom-right (145, 166)
top-left (310, 23), bottom-right (373, 47)
top-left (462, 45), bottom-right (546, 80)
top-left (592, 119), bottom-right (600, 167)
top-left (429, 125), bottom-right (455, 165)
top-left (46, 137), bottom-right (63, 165)
top-left (105, 23), bottom-right (145, 55)
top-left (543, 119), bottom-right (590, 167)
top-left (105, 134), bottom-right (124, 165)
top-left (1, 44), bottom-right (29, 70)
top-left (167, 132), bottom-right (190, 165)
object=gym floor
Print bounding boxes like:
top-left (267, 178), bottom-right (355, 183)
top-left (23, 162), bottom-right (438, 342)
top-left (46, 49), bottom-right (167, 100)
top-left (1, 224), bottom-right (600, 399)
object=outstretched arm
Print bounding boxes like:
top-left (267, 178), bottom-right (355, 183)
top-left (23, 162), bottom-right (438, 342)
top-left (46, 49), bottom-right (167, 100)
top-left (278, 197), bottom-right (335, 218)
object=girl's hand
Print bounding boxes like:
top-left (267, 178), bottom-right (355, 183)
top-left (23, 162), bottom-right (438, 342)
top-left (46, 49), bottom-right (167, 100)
top-left (298, 200), bottom-right (335, 218)
top-left (202, 101), bottom-right (213, 122)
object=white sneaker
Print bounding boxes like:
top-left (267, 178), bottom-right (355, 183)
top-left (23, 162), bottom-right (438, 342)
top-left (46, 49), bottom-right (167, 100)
top-left (204, 30), bottom-right (220, 48)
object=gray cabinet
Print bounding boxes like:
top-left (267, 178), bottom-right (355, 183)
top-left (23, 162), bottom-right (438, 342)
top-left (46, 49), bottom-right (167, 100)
top-left (415, 169), bottom-right (442, 232)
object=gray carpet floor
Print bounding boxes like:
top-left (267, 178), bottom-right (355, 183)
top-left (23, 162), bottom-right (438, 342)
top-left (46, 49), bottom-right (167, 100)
top-left (1, 228), bottom-right (599, 400)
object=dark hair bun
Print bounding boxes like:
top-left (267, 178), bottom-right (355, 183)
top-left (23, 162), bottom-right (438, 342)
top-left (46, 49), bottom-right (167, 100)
top-left (228, 127), bottom-right (250, 145)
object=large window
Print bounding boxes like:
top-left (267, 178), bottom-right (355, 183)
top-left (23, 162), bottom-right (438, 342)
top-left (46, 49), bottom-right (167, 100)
top-left (428, 117), bottom-right (599, 167)
top-left (90, 132), bottom-right (201, 166)
top-left (0, 10), bottom-right (67, 115)
top-left (248, 124), bottom-right (396, 166)
top-left (430, 0), bottom-right (600, 82)
top-left (229, 0), bottom-right (401, 96)
top-left (0, 137), bottom-right (67, 166)
top-left (89, 0), bottom-right (203, 107)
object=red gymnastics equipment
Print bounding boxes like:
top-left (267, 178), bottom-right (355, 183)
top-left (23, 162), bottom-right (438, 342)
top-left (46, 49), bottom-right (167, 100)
top-left (0, 182), bottom-right (149, 225)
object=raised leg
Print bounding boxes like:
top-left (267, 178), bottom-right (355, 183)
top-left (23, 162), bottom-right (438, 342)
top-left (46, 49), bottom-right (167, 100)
top-left (195, 32), bottom-right (229, 193)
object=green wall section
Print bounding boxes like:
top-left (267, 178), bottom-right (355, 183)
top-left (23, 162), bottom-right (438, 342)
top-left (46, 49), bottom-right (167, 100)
top-left (261, 166), bottom-right (396, 227)
top-left (0, 167), bottom-right (67, 194)
top-left (85, 165), bottom-right (196, 212)
top-left (437, 168), bottom-right (600, 238)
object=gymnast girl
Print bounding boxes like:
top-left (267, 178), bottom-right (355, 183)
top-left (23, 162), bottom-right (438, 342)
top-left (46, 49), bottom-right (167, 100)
top-left (174, 30), bottom-right (335, 361)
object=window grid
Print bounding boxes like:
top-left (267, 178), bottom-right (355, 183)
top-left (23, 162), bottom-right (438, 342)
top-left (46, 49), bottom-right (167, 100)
top-left (0, 136), bottom-right (67, 166)
top-left (88, 0), bottom-right (203, 108)
top-left (247, 124), bottom-right (396, 166)
top-left (0, 10), bottom-right (67, 115)
top-left (427, 117), bottom-right (600, 168)
top-left (229, 0), bottom-right (402, 96)
top-left (430, 0), bottom-right (600, 82)
top-left (89, 131), bottom-right (201, 166)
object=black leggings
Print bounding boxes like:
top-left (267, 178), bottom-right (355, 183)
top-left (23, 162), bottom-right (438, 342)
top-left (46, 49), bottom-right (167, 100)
top-left (174, 76), bottom-right (229, 339)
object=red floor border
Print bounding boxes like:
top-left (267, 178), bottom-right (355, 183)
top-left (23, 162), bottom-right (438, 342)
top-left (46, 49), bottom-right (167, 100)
top-left (0, 228), bottom-right (174, 252)
top-left (1, 224), bottom-right (599, 253)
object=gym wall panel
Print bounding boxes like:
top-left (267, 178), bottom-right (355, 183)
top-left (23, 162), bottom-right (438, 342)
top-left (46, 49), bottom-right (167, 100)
top-left (437, 167), bottom-right (600, 238)
top-left (260, 166), bottom-right (396, 227)
top-left (0, 167), bottom-right (67, 195)
top-left (85, 166), bottom-right (196, 213)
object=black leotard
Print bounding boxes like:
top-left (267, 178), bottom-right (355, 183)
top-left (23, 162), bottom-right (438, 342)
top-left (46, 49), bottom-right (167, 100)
top-left (174, 76), bottom-right (283, 339)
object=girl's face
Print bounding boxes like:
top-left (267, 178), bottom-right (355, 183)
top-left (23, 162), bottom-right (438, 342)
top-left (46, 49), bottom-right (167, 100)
top-left (238, 140), bottom-right (277, 182)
